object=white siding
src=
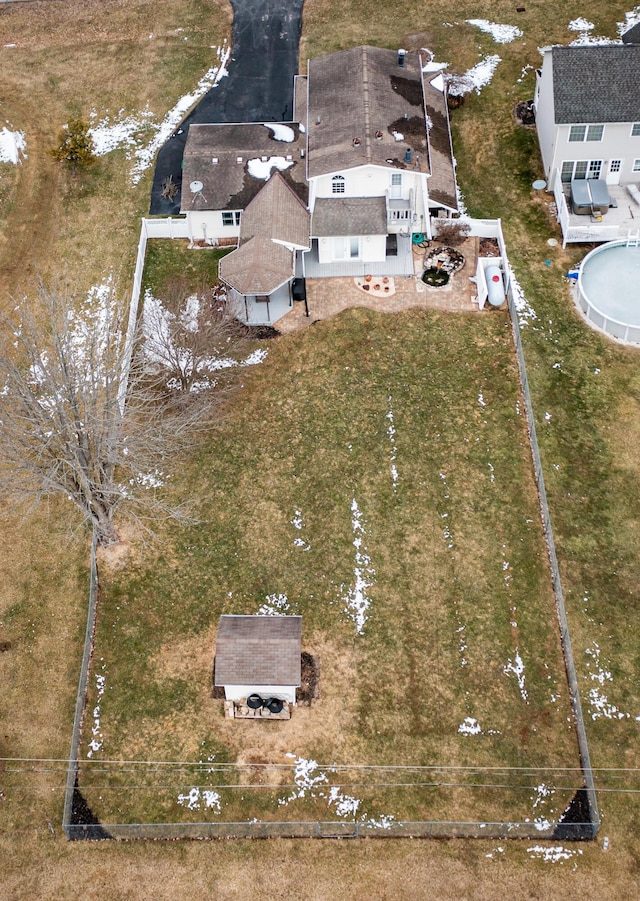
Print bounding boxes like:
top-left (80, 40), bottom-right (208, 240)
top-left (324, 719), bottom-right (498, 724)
top-left (184, 209), bottom-right (241, 242)
top-left (223, 684), bottom-right (297, 704)
top-left (316, 234), bottom-right (387, 264)
top-left (534, 52), bottom-right (557, 178)
top-left (551, 123), bottom-right (640, 185)
top-left (536, 50), bottom-right (640, 185)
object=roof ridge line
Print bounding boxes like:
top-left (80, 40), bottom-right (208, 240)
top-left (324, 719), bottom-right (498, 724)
top-left (362, 46), bottom-right (372, 161)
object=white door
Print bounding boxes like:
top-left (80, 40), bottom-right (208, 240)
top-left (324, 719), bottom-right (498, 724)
top-left (390, 172), bottom-right (402, 199)
top-left (333, 237), bottom-right (360, 260)
top-left (607, 159), bottom-right (622, 185)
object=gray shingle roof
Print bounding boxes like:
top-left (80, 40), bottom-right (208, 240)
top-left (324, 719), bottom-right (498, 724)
top-left (551, 44), bottom-right (640, 124)
top-left (622, 22), bottom-right (640, 44)
top-left (240, 171), bottom-right (310, 249)
top-left (312, 197), bottom-right (387, 236)
top-left (218, 235), bottom-right (294, 295)
top-left (214, 615), bottom-right (302, 687)
top-left (180, 123), bottom-right (308, 214)
top-left (306, 46), bottom-right (457, 210)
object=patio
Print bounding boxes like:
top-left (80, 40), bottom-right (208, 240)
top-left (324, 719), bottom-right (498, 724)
top-left (277, 237), bottom-right (481, 333)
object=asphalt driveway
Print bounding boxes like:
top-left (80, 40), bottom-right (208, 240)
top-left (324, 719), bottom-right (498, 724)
top-left (149, 0), bottom-right (304, 215)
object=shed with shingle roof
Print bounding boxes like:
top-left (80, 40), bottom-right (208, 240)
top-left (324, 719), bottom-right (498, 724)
top-left (214, 615), bottom-right (302, 704)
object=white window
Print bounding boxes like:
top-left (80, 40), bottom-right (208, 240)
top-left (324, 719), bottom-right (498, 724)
top-left (568, 124), bottom-right (604, 142)
top-left (222, 211), bottom-right (242, 226)
top-left (609, 160), bottom-right (622, 173)
top-left (587, 159), bottom-right (602, 178)
top-left (633, 159), bottom-right (640, 172)
top-left (632, 123), bottom-right (640, 137)
top-left (332, 175), bottom-right (345, 194)
top-left (561, 160), bottom-right (603, 182)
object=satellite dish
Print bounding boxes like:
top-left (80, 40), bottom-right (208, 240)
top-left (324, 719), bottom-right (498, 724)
top-left (189, 180), bottom-right (204, 193)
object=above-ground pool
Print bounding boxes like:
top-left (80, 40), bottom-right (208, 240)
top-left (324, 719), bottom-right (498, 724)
top-left (577, 240), bottom-right (640, 344)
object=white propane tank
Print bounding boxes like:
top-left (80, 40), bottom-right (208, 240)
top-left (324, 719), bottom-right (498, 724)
top-left (486, 266), bottom-right (505, 307)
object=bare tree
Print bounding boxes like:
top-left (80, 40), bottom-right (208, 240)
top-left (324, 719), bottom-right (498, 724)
top-left (0, 283), bottom-right (214, 546)
top-left (142, 278), bottom-right (241, 393)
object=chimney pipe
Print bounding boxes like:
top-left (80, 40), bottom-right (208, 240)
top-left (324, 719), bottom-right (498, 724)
top-left (397, 48), bottom-right (407, 67)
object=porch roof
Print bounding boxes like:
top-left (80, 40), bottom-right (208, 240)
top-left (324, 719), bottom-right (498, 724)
top-left (312, 197), bottom-right (387, 236)
top-left (219, 236), bottom-right (294, 295)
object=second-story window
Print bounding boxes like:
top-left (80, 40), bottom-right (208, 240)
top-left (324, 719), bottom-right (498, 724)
top-left (569, 124), bottom-right (604, 142)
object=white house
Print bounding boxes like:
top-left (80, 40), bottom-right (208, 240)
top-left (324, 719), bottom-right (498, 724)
top-left (534, 31), bottom-right (640, 245)
top-left (214, 615), bottom-right (302, 706)
top-left (301, 45), bottom-right (458, 277)
top-left (179, 46), bottom-right (458, 324)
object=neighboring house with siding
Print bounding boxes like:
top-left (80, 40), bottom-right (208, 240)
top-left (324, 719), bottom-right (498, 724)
top-left (534, 32), bottom-right (640, 245)
top-left (179, 45), bottom-right (458, 323)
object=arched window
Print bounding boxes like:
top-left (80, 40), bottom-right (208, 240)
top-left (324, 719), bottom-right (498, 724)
top-left (332, 175), bottom-right (345, 194)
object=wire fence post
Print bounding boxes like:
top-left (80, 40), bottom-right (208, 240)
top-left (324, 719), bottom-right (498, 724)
top-left (62, 530), bottom-right (99, 839)
top-left (503, 236), bottom-right (600, 839)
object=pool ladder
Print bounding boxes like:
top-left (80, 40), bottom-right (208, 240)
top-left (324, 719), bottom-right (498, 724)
top-left (626, 230), bottom-right (640, 247)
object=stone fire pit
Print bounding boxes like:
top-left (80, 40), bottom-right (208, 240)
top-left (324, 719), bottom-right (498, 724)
top-left (422, 245), bottom-right (465, 281)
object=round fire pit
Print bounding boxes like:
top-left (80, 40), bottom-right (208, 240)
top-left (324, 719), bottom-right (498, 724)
top-left (422, 267), bottom-right (450, 287)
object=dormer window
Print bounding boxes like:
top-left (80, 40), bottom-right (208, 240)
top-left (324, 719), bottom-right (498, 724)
top-left (332, 175), bottom-right (345, 194)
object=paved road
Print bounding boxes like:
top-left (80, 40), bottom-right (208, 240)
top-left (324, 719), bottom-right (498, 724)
top-left (149, 0), bottom-right (304, 216)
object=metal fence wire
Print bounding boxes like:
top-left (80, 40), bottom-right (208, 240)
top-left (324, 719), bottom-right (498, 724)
top-left (63, 222), bottom-right (599, 840)
top-left (504, 258), bottom-right (599, 839)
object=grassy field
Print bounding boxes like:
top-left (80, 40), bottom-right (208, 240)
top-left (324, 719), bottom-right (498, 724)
top-left (79, 306), bottom-right (578, 828)
top-left (2, 0), bottom-right (640, 897)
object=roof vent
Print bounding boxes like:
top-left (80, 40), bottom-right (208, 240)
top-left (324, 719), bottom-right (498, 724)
top-left (375, 130), bottom-right (383, 141)
top-left (353, 137), bottom-right (361, 147)
top-left (404, 147), bottom-right (412, 164)
top-left (236, 156), bottom-right (243, 164)
top-left (316, 115), bottom-right (321, 125)
top-left (212, 157), bottom-right (218, 164)
top-left (397, 48), bottom-right (407, 67)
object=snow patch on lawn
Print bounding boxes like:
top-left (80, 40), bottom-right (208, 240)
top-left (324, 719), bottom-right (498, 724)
top-left (342, 499), bottom-right (375, 634)
top-left (177, 787), bottom-right (222, 811)
top-left (291, 508), bottom-right (311, 551)
top-left (568, 18), bottom-right (594, 32)
top-left (258, 593), bottom-right (291, 615)
top-left (510, 271), bottom-right (537, 326)
top-left (0, 126), bottom-right (26, 164)
top-left (458, 716), bottom-right (481, 735)
top-left (448, 55), bottom-right (502, 96)
top-left (279, 755), bottom-right (328, 805)
top-left (142, 288), bottom-right (267, 389)
top-left (585, 642), bottom-right (636, 720)
top-left (87, 660), bottom-right (106, 757)
top-left (528, 845), bottom-right (583, 862)
top-left (328, 786), bottom-right (360, 817)
top-left (466, 20), bottom-right (523, 43)
top-left (619, 7), bottom-right (640, 35)
top-left (89, 107), bottom-right (155, 156)
top-left (504, 650), bottom-right (528, 702)
top-left (386, 397), bottom-right (399, 488)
